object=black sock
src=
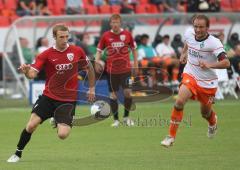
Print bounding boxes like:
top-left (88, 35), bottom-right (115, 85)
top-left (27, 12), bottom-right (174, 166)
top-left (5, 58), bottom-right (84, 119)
top-left (15, 128), bottom-right (32, 157)
top-left (124, 97), bottom-right (132, 117)
top-left (110, 99), bottom-right (118, 120)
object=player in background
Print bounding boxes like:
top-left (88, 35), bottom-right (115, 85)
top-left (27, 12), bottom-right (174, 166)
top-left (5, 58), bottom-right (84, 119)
top-left (7, 24), bottom-right (95, 162)
top-left (161, 14), bottom-right (230, 147)
top-left (95, 14), bottom-right (138, 127)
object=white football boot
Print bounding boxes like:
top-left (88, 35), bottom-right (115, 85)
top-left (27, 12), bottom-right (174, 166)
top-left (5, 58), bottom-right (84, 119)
top-left (123, 117), bottom-right (134, 126)
top-left (207, 115), bottom-right (218, 138)
top-left (7, 154), bottom-right (20, 163)
top-left (111, 120), bottom-right (120, 127)
top-left (161, 136), bottom-right (175, 148)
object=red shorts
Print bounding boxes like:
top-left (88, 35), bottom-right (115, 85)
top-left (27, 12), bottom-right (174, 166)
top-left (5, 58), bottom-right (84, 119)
top-left (181, 73), bottom-right (217, 105)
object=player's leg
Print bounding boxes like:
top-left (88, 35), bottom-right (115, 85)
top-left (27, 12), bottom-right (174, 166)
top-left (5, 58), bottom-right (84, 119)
top-left (200, 103), bottom-right (217, 138)
top-left (57, 124), bottom-right (71, 139)
top-left (107, 73), bottom-right (120, 127)
top-left (121, 72), bottom-right (134, 126)
top-left (7, 113), bottom-right (42, 163)
top-left (53, 102), bottom-right (76, 139)
top-left (161, 84), bottom-right (192, 147)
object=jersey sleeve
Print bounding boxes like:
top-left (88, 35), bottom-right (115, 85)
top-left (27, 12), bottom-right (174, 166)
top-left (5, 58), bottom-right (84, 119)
top-left (97, 33), bottom-right (106, 52)
top-left (212, 38), bottom-right (225, 57)
top-left (31, 51), bottom-right (48, 72)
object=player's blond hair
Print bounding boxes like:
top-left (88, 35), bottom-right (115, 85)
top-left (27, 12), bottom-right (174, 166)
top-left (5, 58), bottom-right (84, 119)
top-left (109, 14), bottom-right (122, 22)
top-left (192, 14), bottom-right (210, 28)
top-left (52, 24), bottom-right (69, 37)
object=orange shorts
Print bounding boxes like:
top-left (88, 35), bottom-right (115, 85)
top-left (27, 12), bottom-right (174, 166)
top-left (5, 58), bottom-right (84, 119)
top-left (181, 73), bottom-right (217, 105)
top-left (151, 57), bottom-right (172, 66)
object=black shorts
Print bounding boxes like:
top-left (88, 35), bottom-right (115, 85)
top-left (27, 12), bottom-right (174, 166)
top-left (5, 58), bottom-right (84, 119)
top-left (107, 72), bottom-right (132, 92)
top-left (31, 95), bottom-right (76, 126)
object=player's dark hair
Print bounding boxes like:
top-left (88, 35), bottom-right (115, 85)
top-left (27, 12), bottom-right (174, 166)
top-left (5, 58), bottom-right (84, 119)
top-left (192, 14), bottom-right (210, 28)
top-left (52, 24), bottom-right (69, 37)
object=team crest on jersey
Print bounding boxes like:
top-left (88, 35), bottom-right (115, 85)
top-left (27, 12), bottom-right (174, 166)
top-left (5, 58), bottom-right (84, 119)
top-left (120, 35), bottom-right (126, 41)
top-left (67, 53), bottom-right (74, 61)
top-left (200, 42), bottom-right (204, 48)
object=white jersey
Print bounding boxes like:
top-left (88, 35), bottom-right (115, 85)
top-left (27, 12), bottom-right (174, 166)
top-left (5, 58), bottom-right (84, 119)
top-left (183, 28), bottom-right (225, 88)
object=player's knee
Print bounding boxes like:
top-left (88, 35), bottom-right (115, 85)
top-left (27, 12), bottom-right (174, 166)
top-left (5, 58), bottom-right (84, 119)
top-left (26, 122), bottom-right (38, 133)
top-left (201, 111), bottom-right (211, 119)
top-left (58, 131), bottom-right (69, 140)
top-left (175, 99), bottom-right (185, 110)
top-left (123, 90), bottom-right (131, 98)
top-left (110, 93), bottom-right (117, 100)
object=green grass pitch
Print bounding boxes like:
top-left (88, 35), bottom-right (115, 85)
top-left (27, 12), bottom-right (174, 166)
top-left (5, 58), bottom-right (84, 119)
top-left (0, 99), bottom-right (239, 170)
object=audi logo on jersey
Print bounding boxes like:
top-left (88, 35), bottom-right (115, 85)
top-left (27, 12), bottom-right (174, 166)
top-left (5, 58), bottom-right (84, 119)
top-left (55, 63), bottom-right (73, 71)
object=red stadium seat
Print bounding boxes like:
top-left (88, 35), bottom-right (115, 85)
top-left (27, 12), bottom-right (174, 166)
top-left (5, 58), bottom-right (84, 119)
top-left (10, 15), bottom-right (20, 23)
top-left (139, 0), bottom-right (149, 4)
top-left (52, 0), bottom-right (65, 15)
top-left (220, 0), bottom-right (233, 12)
top-left (0, 0), bottom-right (4, 10)
top-left (0, 16), bottom-right (10, 26)
top-left (4, 0), bottom-right (17, 10)
top-left (147, 4), bottom-right (159, 13)
top-left (135, 5), bottom-right (148, 13)
top-left (209, 17), bottom-right (217, 25)
top-left (99, 4), bottom-right (111, 14)
top-left (82, 0), bottom-right (90, 7)
top-left (47, 0), bottom-right (54, 11)
top-left (111, 5), bottom-right (121, 14)
top-left (218, 17), bottom-right (231, 24)
top-left (232, 0), bottom-right (240, 11)
top-left (85, 5), bottom-right (98, 14)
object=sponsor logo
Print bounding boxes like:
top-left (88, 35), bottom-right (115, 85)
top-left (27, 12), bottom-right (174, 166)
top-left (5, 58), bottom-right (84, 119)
top-left (67, 53), bottom-right (74, 61)
top-left (55, 63), bottom-right (73, 71)
top-left (120, 35), bottom-right (126, 41)
top-left (111, 42), bottom-right (124, 48)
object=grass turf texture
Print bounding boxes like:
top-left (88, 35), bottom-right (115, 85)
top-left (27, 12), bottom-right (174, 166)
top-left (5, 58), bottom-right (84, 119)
top-left (0, 99), bottom-right (239, 170)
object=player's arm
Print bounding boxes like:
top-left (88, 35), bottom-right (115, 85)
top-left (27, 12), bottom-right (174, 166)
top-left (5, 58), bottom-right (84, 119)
top-left (95, 50), bottom-right (104, 73)
top-left (199, 52), bottom-right (230, 69)
top-left (132, 48), bottom-right (138, 75)
top-left (18, 64), bottom-right (38, 79)
top-left (180, 43), bottom-right (188, 64)
top-left (86, 61), bottom-right (96, 102)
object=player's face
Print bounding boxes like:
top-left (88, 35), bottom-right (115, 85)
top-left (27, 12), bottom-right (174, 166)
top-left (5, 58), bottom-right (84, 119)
top-left (55, 31), bottom-right (69, 50)
top-left (193, 19), bottom-right (209, 40)
top-left (110, 19), bottom-right (121, 33)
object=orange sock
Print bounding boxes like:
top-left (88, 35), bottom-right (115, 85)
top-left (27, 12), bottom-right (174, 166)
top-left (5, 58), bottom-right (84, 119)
top-left (169, 107), bottom-right (183, 138)
top-left (172, 68), bottom-right (179, 81)
top-left (207, 111), bottom-right (216, 126)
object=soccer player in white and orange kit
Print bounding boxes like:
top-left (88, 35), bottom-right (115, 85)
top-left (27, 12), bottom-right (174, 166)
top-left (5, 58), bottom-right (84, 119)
top-left (161, 14), bottom-right (230, 147)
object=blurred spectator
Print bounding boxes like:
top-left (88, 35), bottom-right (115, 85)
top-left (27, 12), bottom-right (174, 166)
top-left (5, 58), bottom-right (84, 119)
top-left (187, 0), bottom-right (199, 12)
top-left (94, 0), bottom-right (107, 6)
top-left (162, 0), bottom-right (186, 13)
top-left (36, 37), bottom-right (49, 54)
top-left (228, 33), bottom-right (240, 49)
top-left (230, 43), bottom-right (240, 75)
top-left (16, 0), bottom-right (38, 16)
top-left (156, 34), bottom-right (176, 58)
top-left (36, 0), bottom-right (52, 15)
top-left (152, 34), bottom-right (162, 48)
top-left (120, 0), bottom-right (134, 14)
top-left (155, 34), bottom-right (179, 85)
top-left (138, 34), bottom-right (158, 87)
top-left (20, 37), bottom-right (34, 64)
top-left (34, 37), bottom-right (49, 81)
top-left (171, 34), bottom-right (184, 58)
top-left (217, 31), bottom-right (235, 58)
top-left (66, 0), bottom-right (84, 15)
top-left (138, 34), bottom-right (157, 60)
top-left (109, 0), bottom-right (121, 5)
top-left (208, 0), bottom-right (220, 12)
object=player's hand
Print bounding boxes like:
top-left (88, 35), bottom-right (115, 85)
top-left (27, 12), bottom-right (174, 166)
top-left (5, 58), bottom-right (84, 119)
top-left (94, 61), bottom-right (104, 74)
top-left (199, 61), bottom-right (211, 69)
top-left (180, 54), bottom-right (187, 64)
top-left (18, 64), bottom-right (31, 74)
top-left (87, 88), bottom-right (95, 103)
